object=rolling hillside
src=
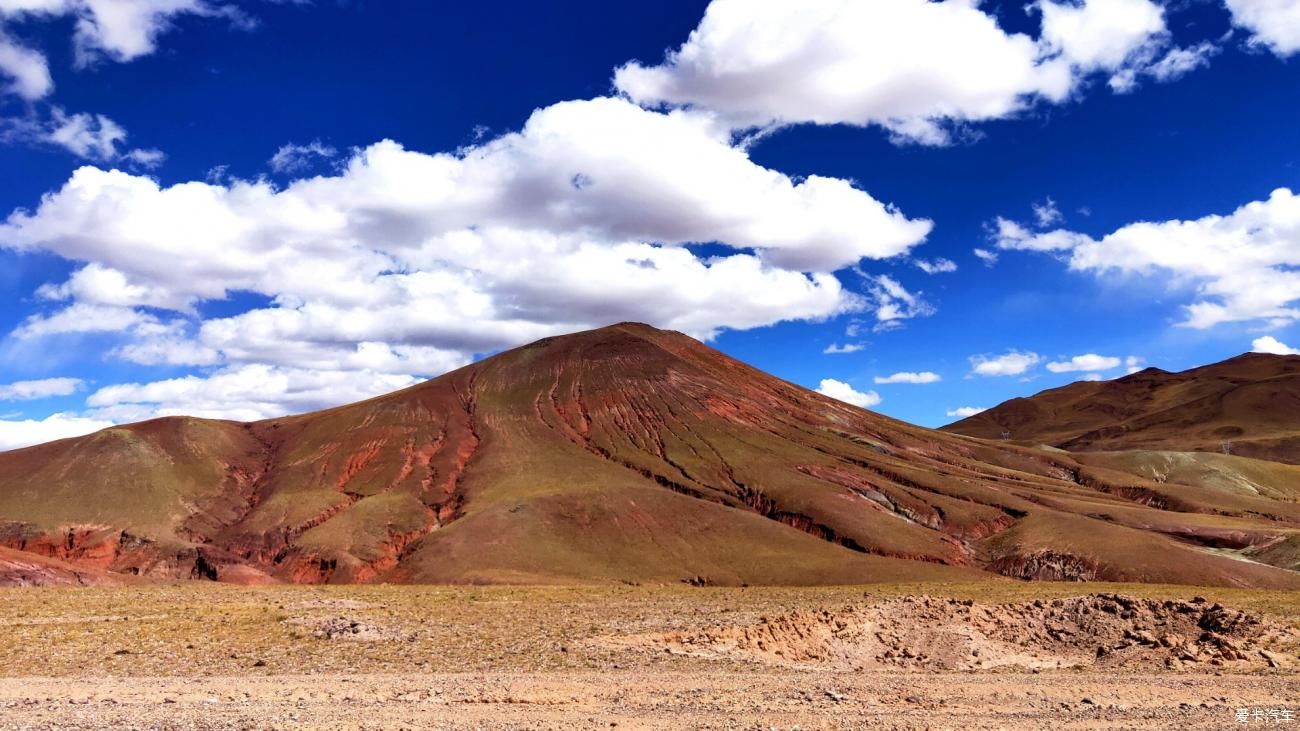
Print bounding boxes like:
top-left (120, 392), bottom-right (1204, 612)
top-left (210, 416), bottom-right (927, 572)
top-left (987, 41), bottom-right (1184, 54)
top-left (2, 324), bottom-right (1299, 588)
top-left (943, 353), bottom-right (1300, 465)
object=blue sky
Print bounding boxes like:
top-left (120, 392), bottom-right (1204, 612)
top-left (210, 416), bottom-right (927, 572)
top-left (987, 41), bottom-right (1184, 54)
top-left (0, 0), bottom-right (1298, 448)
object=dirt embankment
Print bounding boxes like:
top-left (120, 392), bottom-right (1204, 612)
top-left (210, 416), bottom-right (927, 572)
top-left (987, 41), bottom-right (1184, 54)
top-left (625, 594), bottom-right (1299, 672)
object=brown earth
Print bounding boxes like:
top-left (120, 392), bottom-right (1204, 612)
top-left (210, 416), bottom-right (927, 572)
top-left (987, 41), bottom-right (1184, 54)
top-left (2, 323), bottom-right (1300, 588)
top-left (942, 352), bottom-right (1300, 464)
top-left (0, 583), bottom-right (1296, 730)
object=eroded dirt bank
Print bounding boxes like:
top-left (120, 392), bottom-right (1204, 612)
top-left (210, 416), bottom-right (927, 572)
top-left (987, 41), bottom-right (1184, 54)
top-left (625, 594), bottom-right (1298, 673)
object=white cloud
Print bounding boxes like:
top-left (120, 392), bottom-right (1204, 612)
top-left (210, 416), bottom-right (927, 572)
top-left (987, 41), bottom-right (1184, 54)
top-left (0, 412), bottom-right (114, 451)
top-left (1, 97), bottom-right (937, 418)
top-left (915, 257), bottom-right (957, 274)
top-left (0, 28), bottom-right (51, 98)
top-left (946, 406), bottom-right (986, 418)
top-left (864, 273), bottom-right (934, 330)
top-left (1125, 355), bottom-right (1145, 373)
top-left (970, 350), bottom-right (1041, 377)
top-left (995, 188), bottom-right (1300, 329)
top-left (874, 371), bottom-right (940, 384)
top-left (1032, 197), bottom-right (1062, 227)
top-left (615, 0), bottom-right (1181, 145)
top-left (2, 107), bottom-right (161, 162)
top-left (84, 364), bottom-right (421, 422)
top-left (815, 378), bottom-right (881, 408)
top-left (12, 302), bottom-right (158, 338)
top-left (1144, 41), bottom-right (1217, 82)
top-left (0, 0), bottom-right (241, 76)
top-left (123, 147), bottom-right (165, 169)
top-left (0, 376), bottom-right (83, 400)
top-left (973, 248), bottom-right (999, 266)
top-left (44, 108), bottom-right (124, 159)
top-left (0, 0), bottom-right (254, 163)
top-left (992, 216), bottom-right (1093, 252)
top-left (1080, 372), bottom-right (1105, 381)
top-left (1252, 335), bottom-right (1300, 355)
top-left (1225, 0), bottom-right (1300, 56)
top-left (823, 342), bottom-right (864, 354)
top-left (269, 140), bottom-right (337, 174)
top-left (1046, 353), bottom-right (1122, 373)
top-left (1036, 0), bottom-right (1169, 92)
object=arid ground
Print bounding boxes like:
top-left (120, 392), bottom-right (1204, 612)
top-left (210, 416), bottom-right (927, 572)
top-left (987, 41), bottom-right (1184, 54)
top-left (2, 581), bottom-right (1298, 729)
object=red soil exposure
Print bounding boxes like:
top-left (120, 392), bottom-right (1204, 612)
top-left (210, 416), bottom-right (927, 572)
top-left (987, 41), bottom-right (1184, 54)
top-left (1, 323), bottom-right (1300, 587)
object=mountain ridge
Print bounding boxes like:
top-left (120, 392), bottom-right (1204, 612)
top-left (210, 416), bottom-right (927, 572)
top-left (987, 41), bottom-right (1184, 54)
top-left (3, 323), bottom-right (1300, 589)
top-left (942, 351), bottom-right (1300, 465)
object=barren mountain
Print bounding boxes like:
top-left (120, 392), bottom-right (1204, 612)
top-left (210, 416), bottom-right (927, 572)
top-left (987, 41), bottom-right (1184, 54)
top-left (2, 324), bottom-right (1299, 588)
top-left (942, 353), bottom-right (1300, 464)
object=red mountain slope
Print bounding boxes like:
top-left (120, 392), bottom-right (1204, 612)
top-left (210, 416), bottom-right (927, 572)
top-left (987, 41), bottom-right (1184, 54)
top-left (1, 324), bottom-right (1298, 588)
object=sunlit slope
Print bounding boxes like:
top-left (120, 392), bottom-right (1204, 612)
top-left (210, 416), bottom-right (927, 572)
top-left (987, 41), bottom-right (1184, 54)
top-left (1, 324), bottom-right (1298, 588)
top-left (943, 353), bottom-right (1300, 464)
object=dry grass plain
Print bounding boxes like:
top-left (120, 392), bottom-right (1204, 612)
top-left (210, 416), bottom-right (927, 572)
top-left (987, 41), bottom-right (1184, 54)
top-left (1, 581), bottom-right (1298, 729)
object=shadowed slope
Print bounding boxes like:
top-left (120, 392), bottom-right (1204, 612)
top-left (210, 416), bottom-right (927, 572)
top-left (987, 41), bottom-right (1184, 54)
top-left (2, 324), bottom-right (1299, 588)
top-left (942, 353), bottom-right (1300, 464)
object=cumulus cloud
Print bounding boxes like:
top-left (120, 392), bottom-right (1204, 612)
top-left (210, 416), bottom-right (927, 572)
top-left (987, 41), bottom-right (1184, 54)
top-left (0, 376), bottom-right (83, 400)
top-left (45, 108), bottom-right (124, 159)
top-left (815, 378), bottom-right (881, 408)
top-left (0, 0), bottom-right (254, 162)
top-left (1224, 0), bottom-right (1300, 56)
top-left (0, 0), bottom-right (242, 87)
top-left (12, 302), bottom-right (159, 338)
top-left (994, 188), bottom-right (1300, 329)
top-left (1252, 335), bottom-right (1300, 355)
top-left (946, 406), bottom-right (986, 418)
top-left (615, 0), bottom-right (1193, 145)
top-left (269, 140), bottom-right (337, 174)
top-left (0, 412), bottom-right (114, 451)
top-left (0, 28), bottom-right (51, 98)
top-left (1, 97), bottom-right (937, 419)
top-left (823, 342), bottom-right (864, 354)
top-left (970, 350), bottom-right (1041, 377)
top-left (84, 364), bottom-right (421, 423)
top-left (874, 371), bottom-right (940, 384)
top-left (1046, 353), bottom-right (1122, 373)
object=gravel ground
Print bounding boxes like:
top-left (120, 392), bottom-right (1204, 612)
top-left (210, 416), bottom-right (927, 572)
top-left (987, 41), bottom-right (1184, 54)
top-left (1, 583), bottom-right (1297, 729)
top-left (2, 671), bottom-right (1297, 729)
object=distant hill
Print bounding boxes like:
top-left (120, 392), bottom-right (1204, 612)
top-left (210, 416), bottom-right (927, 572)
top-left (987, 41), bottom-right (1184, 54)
top-left (2, 325), bottom-right (1299, 588)
top-left (943, 353), bottom-right (1300, 465)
